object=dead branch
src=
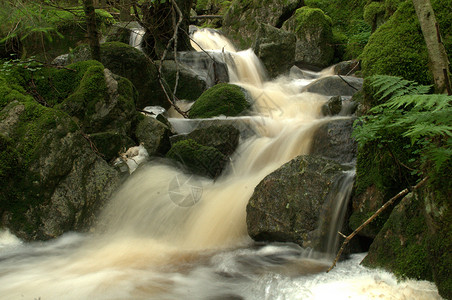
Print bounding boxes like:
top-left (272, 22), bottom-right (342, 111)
top-left (326, 176), bottom-right (429, 273)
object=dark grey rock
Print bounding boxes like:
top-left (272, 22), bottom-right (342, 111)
top-left (246, 155), bottom-right (352, 250)
top-left (302, 75), bottom-right (363, 96)
top-left (170, 124), bottom-right (240, 157)
top-left (310, 118), bottom-right (357, 165)
top-left (252, 23), bottom-right (296, 78)
top-left (135, 115), bottom-right (172, 156)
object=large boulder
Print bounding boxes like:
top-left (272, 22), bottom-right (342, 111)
top-left (246, 155), bottom-right (353, 251)
top-left (223, 0), bottom-right (303, 49)
top-left (282, 7), bottom-right (334, 68)
top-left (310, 118), bottom-right (357, 165)
top-left (0, 100), bottom-right (120, 241)
top-left (252, 23), bottom-right (297, 78)
top-left (0, 60), bottom-right (144, 241)
top-left (189, 83), bottom-right (251, 118)
top-left (362, 187), bottom-right (452, 299)
top-left (302, 75), bottom-right (363, 96)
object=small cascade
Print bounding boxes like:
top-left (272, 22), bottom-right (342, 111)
top-left (0, 27), bottom-right (443, 300)
top-left (129, 27), bottom-right (145, 50)
top-left (320, 170), bottom-right (356, 255)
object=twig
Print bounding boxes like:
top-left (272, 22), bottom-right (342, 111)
top-left (338, 74), bottom-right (359, 91)
top-left (326, 176), bottom-right (429, 273)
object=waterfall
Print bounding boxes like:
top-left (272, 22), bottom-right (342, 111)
top-left (129, 27), bottom-right (145, 50)
top-left (0, 28), bottom-right (442, 300)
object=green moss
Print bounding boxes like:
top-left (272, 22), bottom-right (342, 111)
top-left (0, 76), bottom-right (33, 109)
top-left (362, 192), bottom-right (433, 281)
top-left (57, 62), bottom-right (107, 123)
top-left (166, 139), bottom-right (227, 178)
top-left (189, 83), bottom-right (249, 119)
top-left (292, 7), bottom-right (332, 33)
top-left (363, 2), bottom-right (385, 26)
top-left (360, 2), bottom-right (432, 85)
top-left (304, 0), bottom-right (369, 60)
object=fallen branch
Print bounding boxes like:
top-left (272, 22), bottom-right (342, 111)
top-left (326, 176), bottom-right (429, 273)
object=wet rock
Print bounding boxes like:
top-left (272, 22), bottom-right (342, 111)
top-left (89, 131), bottom-right (135, 162)
top-left (333, 60), bottom-right (361, 76)
top-left (302, 75), bottom-right (363, 96)
top-left (135, 115), bottom-right (172, 156)
top-left (170, 124), bottom-right (240, 157)
top-left (282, 7), bottom-right (334, 68)
top-left (310, 118), bottom-right (357, 165)
top-left (223, 0), bottom-right (303, 49)
top-left (0, 101), bottom-right (120, 241)
top-left (161, 60), bottom-right (208, 102)
top-left (177, 51), bottom-right (229, 87)
top-left (289, 66), bottom-right (320, 79)
top-left (321, 96), bottom-right (342, 116)
top-left (166, 139), bottom-right (228, 179)
top-left (246, 155), bottom-right (352, 250)
top-left (252, 23), bottom-right (296, 78)
top-left (103, 21), bottom-right (143, 45)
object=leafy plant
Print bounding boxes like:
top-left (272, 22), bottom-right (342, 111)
top-left (353, 75), bottom-right (452, 176)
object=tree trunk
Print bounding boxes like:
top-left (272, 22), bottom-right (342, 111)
top-left (83, 0), bottom-right (101, 61)
top-left (412, 0), bottom-right (451, 94)
top-left (141, 0), bottom-right (193, 59)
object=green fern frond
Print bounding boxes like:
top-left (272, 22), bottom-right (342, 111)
top-left (368, 75), bottom-right (432, 101)
top-left (382, 94), bottom-right (451, 111)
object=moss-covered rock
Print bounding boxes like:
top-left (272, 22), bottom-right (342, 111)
top-left (70, 42), bottom-right (207, 109)
top-left (0, 98), bottom-right (120, 240)
top-left (170, 124), bottom-right (240, 157)
top-left (282, 7), bottom-right (334, 67)
top-left (89, 131), bottom-right (135, 162)
top-left (189, 83), bottom-right (250, 118)
top-left (166, 139), bottom-right (228, 179)
top-left (0, 58), bottom-right (143, 240)
top-left (362, 185), bottom-right (452, 299)
top-left (252, 23), bottom-right (296, 78)
top-left (363, 2), bottom-right (386, 32)
top-left (360, 0), bottom-right (452, 85)
top-left (362, 191), bottom-right (433, 280)
top-left (304, 0), bottom-right (369, 61)
top-left (223, 0), bottom-right (303, 49)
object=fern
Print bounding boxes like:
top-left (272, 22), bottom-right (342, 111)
top-left (369, 75), bottom-right (432, 101)
top-left (354, 75), bottom-right (452, 177)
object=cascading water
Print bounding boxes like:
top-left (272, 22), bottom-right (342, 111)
top-left (0, 29), bottom-right (442, 300)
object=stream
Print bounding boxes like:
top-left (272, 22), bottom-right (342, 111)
top-left (0, 29), bottom-right (442, 300)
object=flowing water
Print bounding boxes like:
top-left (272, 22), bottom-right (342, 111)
top-left (0, 29), bottom-right (442, 299)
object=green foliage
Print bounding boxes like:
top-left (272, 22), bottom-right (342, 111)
top-left (189, 83), bottom-right (250, 119)
top-left (354, 75), bottom-right (452, 180)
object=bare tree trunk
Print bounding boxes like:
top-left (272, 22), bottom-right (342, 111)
top-left (412, 0), bottom-right (451, 95)
top-left (83, 0), bottom-right (101, 61)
